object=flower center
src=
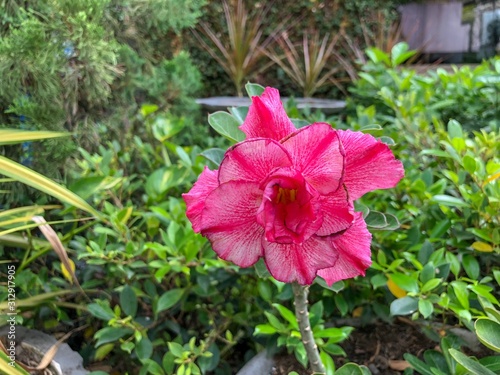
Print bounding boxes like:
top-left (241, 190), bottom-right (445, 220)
top-left (275, 187), bottom-right (297, 205)
top-left (256, 168), bottom-right (323, 245)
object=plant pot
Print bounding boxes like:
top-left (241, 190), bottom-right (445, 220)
top-left (0, 326), bottom-right (88, 375)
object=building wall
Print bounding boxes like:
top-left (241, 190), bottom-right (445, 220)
top-left (400, 2), bottom-right (471, 54)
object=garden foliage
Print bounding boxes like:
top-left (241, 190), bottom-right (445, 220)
top-left (0, 13), bottom-right (499, 375)
top-left (0, 0), bottom-right (204, 183)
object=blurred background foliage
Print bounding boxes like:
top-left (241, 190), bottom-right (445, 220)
top-left (0, 0), bottom-right (499, 374)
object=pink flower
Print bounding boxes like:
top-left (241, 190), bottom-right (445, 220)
top-left (183, 87), bottom-right (404, 285)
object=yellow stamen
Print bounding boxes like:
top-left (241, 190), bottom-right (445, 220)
top-left (275, 187), bottom-right (297, 204)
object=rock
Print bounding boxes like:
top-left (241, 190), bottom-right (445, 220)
top-left (0, 326), bottom-right (88, 375)
top-left (236, 351), bottom-right (275, 375)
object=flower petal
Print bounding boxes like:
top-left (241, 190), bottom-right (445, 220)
top-left (218, 138), bottom-right (292, 184)
top-left (182, 166), bottom-right (219, 232)
top-left (201, 181), bottom-right (264, 267)
top-left (338, 130), bottom-right (404, 200)
top-left (317, 213), bottom-right (372, 285)
top-left (316, 186), bottom-right (354, 236)
top-left (263, 235), bottom-right (338, 285)
top-left (282, 123), bottom-right (344, 194)
top-left (239, 87), bottom-right (296, 141)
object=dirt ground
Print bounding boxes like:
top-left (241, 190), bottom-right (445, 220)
top-left (269, 319), bottom-right (491, 375)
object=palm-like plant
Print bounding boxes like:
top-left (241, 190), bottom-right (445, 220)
top-left (0, 129), bottom-right (99, 239)
top-left (193, 0), bottom-right (282, 96)
top-left (265, 31), bottom-right (348, 97)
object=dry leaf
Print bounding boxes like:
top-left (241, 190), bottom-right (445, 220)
top-left (388, 359), bottom-right (411, 371)
top-left (31, 216), bottom-right (79, 287)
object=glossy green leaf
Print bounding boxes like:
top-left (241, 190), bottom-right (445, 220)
top-left (200, 148), bottom-right (225, 166)
top-left (432, 195), bottom-right (470, 208)
top-left (391, 42), bottom-right (416, 65)
top-left (334, 363), bottom-right (367, 375)
top-left (245, 82), bottom-right (265, 97)
top-left (253, 324), bottom-right (277, 335)
top-left (419, 299), bottom-right (434, 318)
top-left (390, 296), bottom-right (418, 316)
top-left (120, 285), bottom-right (138, 318)
top-left (404, 353), bottom-right (434, 375)
top-left (157, 288), bottom-right (184, 313)
top-left (449, 349), bottom-right (496, 375)
top-left (87, 302), bottom-right (115, 321)
top-left (451, 281), bottom-right (470, 310)
top-left (273, 303), bottom-right (298, 329)
top-left (475, 318), bottom-right (500, 352)
top-left (447, 119), bottom-right (463, 139)
top-left (390, 273), bottom-right (419, 293)
top-left (95, 327), bottom-right (134, 347)
top-left (208, 111), bottom-right (245, 143)
top-left (135, 337), bottom-right (153, 360)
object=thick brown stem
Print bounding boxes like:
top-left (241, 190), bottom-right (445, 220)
top-left (292, 282), bottom-right (326, 374)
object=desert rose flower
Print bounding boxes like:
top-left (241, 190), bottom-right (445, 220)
top-left (183, 87), bottom-right (404, 285)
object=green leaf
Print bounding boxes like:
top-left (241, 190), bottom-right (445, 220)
top-left (421, 149), bottom-right (453, 158)
top-left (264, 311), bottom-right (286, 331)
top-left (479, 356), bottom-right (500, 373)
top-left (364, 211), bottom-right (387, 228)
top-left (418, 299), bottom-right (434, 318)
top-left (157, 288), bottom-right (184, 314)
top-left (447, 119), bottom-right (463, 140)
top-left (94, 327), bottom-right (134, 347)
top-left (463, 155), bottom-right (477, 174)
top-left (168, 342), bottom-right (185, 358)
top-left (475, 318), bottom-right (500, 352)
top-left (294, 342), bottom-right (308, 367)
top-left (390, 273), bottom-right (419, 293)
top-left (334, 363), bottom-right (366, 375)
top-left (140, 104), bottom-right (159, 117)
top-left (316, 277), bottom-right (345, 292)
top-left (139, 359), bottom-right (165, 375)
top-left (366, 47), bottom-right (390, 66)
top-left (449, 349), bottom-right (496, 375)
top-left (390, 296), bottom-right (418, 316)
top-left (418, 241), bottom-right (434, 265)
top-left (87, 302), bottom-right (115, 321)
top-left (0, 350), bottom-right (30, 375)
top-left (0, 156), bottom-right (99, 217)
top-left (404, 353), bottom-right (434, 375)
top-left (151, 116), bottom-right (184, 141)
top-left (421, 278), bottom-right (442, 293)
top-left (273, 303), bottom-right (298, 329)
top-left (135, 337), bottom-right (153, 360)
top-left (379, 136), bottom-right (395, 145)
top-left (145, 166), bottom-right (189, 198)
top-left (432, 195), bottom-right (470, 208)
top-left (391, 42), bottom-right (416, 66)
top-left (462, 255), bottom-right (479, 280)
top-left (200, 148), bottom-right (225, 167)
top-left (228, 106), bottom-right (248, 124)
top-left (253, 324), bottom-right (277, 335)
top-left (0, 129), bottom-right (69, 145)
top-left (451, 281), bottom-right (470, 310)
top-left (320, 350), bottom-right (335, 375)
top-left (315, 327), bottom-right (350, 342)
top-left (208, 111), bottom-right (245, 143)
top-left (254, 258), bottom-right (271, 278)
top-left (120, 285), bottom-right (138, 318)
top-left (291, 118), bottom-right (310, 128)
top-left (245, 82), bottom-right (265, 97)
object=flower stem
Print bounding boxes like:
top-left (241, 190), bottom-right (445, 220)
top-left (292, 282), bottom-right (326, 374)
